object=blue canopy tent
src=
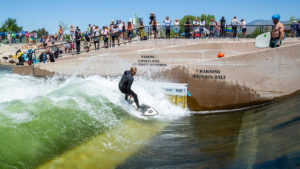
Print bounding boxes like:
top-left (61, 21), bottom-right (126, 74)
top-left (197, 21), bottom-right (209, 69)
top-left (18, 30), bottom-right (26, 36)
top-left (226, 27), bottom-right (239, 33)
top-left (0, 32), bottom-right (5, 36)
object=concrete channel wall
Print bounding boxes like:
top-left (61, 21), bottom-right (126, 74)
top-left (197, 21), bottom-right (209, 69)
top-left (187, 43), bottom-right (300, 110)
top-left (11, 40), bottom-right (300, 111)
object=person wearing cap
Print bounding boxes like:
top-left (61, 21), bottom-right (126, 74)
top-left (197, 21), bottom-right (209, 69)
top-left (119, 67), bottom-right (141, 109)
top-left (270, 14), bottom-right (284, 48)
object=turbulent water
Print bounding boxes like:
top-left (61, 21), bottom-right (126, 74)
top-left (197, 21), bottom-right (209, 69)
top-left (0, 65), bottom-right (299, 169)
top-left (0, 66), bottom-right (186, 169)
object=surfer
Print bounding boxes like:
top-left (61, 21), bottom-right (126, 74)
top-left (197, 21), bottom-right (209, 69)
top-left (119, 67), bottom-right (141, 109)
top-left (270, 14), bottom-right (284, 48)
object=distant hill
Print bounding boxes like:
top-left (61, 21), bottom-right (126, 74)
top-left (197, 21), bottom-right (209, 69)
top-left (248, 19), bottom-right (295, 25)
top-left (246, 19), bottom-right (297, 34)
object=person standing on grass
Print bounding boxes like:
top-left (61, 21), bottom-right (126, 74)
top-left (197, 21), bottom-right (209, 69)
top-left (163, 16), bottom-right (172, 39)
top-left (231, 16), bottom-right (240, 38)
top-left (11, 33), bottom-right (16, 43)
top-left (7, 33), bottom-right (11, 44)
top-left (184, 18), bottom-right (192, 39)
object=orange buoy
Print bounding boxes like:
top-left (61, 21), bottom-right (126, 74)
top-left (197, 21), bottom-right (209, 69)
top-left (217, 52), bottom-right (225, 58)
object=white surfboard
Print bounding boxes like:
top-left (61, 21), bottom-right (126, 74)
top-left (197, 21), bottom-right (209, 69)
top-left (128, 100), bottom-right (158, 116)
top-left (255, 32), bottom-right (271, 48)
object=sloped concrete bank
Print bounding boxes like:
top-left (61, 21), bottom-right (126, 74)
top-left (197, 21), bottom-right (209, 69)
top-left (11, 39), bottom-right (300, 111)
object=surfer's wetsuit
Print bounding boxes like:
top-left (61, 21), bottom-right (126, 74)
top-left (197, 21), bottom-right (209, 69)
top-left (119, 70), bottom-right (140, 108)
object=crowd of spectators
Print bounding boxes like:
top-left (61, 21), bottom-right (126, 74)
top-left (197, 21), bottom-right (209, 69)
top-left (7, 13), bottom-right (300, 66)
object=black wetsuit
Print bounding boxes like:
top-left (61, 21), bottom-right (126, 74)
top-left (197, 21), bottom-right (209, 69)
top-left (46, 52), bottom-right (55, 62)
top-left (119, 70), bottom-right (140, 108)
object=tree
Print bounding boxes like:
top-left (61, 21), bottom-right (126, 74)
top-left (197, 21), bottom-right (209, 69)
top-left (31, 28), bottom-right (49, 38)
top-left (58, 21), bottom-right (69, 34)
top-left (134, 13), bottom-right (139, 28)
top-left (246, 27), bottom-right (261, 38)
top-left (179, 14), bottom-right (215, 33)
top-left (290, 16), bottom-right (296, 24)
top-left (0, 18), bottom-right (23, 33)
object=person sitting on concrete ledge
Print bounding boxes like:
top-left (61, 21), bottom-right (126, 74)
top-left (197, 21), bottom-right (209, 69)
top-left (16, 49), bottom-right (24, 65)
top-left (39, 48), bottom-right (55, 63)
top-left (270, 14), bottom-right (284, 48)
top-left (46, 48), bottom-right (55, 62)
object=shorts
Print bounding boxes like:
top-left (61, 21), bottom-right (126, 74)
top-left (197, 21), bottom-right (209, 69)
top-left (269, 38), bottom-right (281, 48)
top-left (84, 41), bottom-right (91, 48)
top-left (200, 28), bottom-right (204, 33)
top-left (174, 28), bottom-right (179, 34)
top-left (103, 37), bottom-right (108, 43)
top-left (65, 43), bottom-right (70, 49)
top-left (127, 31), bottom-right (132, 37)
top-left (152, 26), bottom-right (157, 33)
top-left (139, 30), bottom-right (144, 36)
top-left (112, 34), bottom-right (118, 38)
top-left (242, 28), bottom-right (247, 33)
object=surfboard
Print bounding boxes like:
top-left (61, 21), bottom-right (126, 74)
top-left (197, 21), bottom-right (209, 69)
top-left (127, 99), bottom-right (158, 116)
top-left (255, 32), bottom-right (271, 48)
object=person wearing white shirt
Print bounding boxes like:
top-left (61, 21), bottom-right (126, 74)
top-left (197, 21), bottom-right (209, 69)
top-left (199, 19), bottom-right (205, 38)
top-left (231, 16), bottom-right (240, 38)
top-left (174, 19), bottom-right (180, 39)
top-left (93, 26), bottom-right (100, 50)
top-left (163, 16), bottom-right (172, 39)
top-left (101, 26), bottom-right (109, 48)
top-left (193, 18), bottom-right (200, 39)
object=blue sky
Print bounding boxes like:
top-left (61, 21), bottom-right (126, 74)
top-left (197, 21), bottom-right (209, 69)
top-left (0, 0), bottom-right (299, 34)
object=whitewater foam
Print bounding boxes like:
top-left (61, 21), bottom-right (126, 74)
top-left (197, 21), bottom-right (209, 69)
top-left (0, 73), bottom-right (190, 123)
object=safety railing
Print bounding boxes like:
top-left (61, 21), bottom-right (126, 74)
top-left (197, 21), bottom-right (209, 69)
top-left (147, 24), bottom-right (300, 39)
top-left (1, 24), bottom-right (299, 45)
